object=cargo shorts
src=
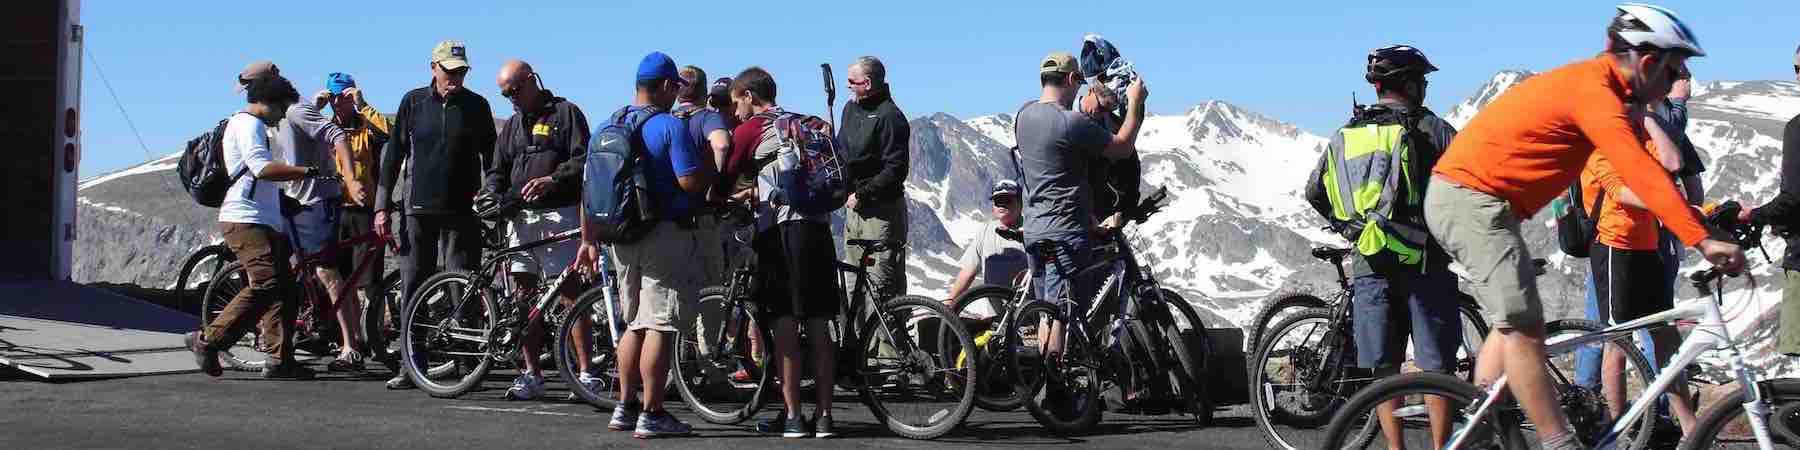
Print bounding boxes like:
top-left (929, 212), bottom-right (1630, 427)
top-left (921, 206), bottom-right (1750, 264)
top-left (1423, 178), bottom-right (1544, 331)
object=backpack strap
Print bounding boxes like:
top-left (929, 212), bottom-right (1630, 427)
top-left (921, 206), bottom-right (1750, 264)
top-left (1575, 179), bottom-right (1609, 243)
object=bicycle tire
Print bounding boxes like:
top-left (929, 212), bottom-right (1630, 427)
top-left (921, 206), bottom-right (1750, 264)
top-left (850, 295), bottom-right (977, 440)
top-left (400, 271), bottom-right (498, 399)
top-left (1678, 378), bottom-right (1800, 450)
top-left (198, 261), bottom-right (268, 372)
top-left (1251, 307), bottom-right (1356, 450)
top-left (176, 244), bottom-right (234, 315)
top-left (1455, 300), bottom-right (1490, 382)
top-left (1545, 319), bottom-right (1657, 450)
top-left (1158, 289), bottom-right (1214, 426)
top-left (1246, 293), bottom-right (1329, 368)
top-left (950, 284), bottom-right (1025, 412)
top-left (1013, 300), bottom-right (1104, 434)
top-left (368, 270), bottom-right (405, 371)
top-left (557, 283), bottom-right (626, 411)
top-left (673, 287), bottom-right (774, 424)
top-left (1321, 372), bottom-right (1529, 450)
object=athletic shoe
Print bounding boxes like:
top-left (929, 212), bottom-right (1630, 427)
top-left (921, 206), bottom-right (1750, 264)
top-left (328, 350), bottom-right (365, 372)
top-left (783, 414), bottom-right (811, 439)
top-left (504, 374), bottom-right (545, 400)
top-left (386, 373), bottom-right (415, 390)
top-left (185, 332), bottom-right (222, 377)
top-left (633, 410), bottom-right (694, 439)
top-left (608, 402), bottom-right (642, 431)
top-left (261, 361), bottom-right (316, 380)
top-left (567, 371), bottom-right (604, 402)
top-left (811, 415), bottom-right (834, 439)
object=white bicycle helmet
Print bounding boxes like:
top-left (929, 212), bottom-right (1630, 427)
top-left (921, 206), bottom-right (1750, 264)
top-left (1610, 3), bottom-right (1705, 57)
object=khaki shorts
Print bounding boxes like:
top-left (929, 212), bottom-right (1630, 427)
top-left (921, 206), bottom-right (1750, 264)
top-left (1423, 178), bottom-right (1544, 330)
top-left (611, 224), bottom-right (708, 332)
top-left (505, 206), bottom-right (580, 276)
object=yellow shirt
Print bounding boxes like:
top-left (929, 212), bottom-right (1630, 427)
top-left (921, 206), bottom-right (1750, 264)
top-left (334, 104), bottom-right (391, 208)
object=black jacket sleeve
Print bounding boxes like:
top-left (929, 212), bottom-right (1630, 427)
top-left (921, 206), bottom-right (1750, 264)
top-left (474, 99), bottom-right (499, 175)
top-left (1113, 155), bottom-right (1141, 215)
top-left (549, 104), bottom-right (592, 192)
top-left (484, 116), bottom-right (516, 197)
top-left (1305, 137), bottom-right (1336, 227)
top-left (375, 92), bottom-right (411, 212)
top-left (1753, 118), bottom-right (1800, 226)
top-left (856, 105), bottom-right (911, 203)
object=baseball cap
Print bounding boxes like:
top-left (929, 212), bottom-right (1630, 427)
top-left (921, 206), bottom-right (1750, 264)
top-left (636, 51), bottom-right (683, 84)
top-left (235, 60), bottom-right (280, 92)
top-left (432, 40), bottom-right (469, 71)
top-left (1040, 51), bottom-right (1078, 75)
top-left (325, 72), bottom-right (356, 95)
top-left (991, 180), bottom-right (1022, 200)
top-left (709, 77), bottom-right (732, 98)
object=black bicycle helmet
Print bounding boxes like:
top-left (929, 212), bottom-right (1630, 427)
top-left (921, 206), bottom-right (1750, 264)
top-left (1365, 45), bottom-right (1439, 84)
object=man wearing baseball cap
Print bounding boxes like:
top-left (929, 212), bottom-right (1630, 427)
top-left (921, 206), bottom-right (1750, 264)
top-left (945, 180), bottom-right (1029, 315)
top-left (1013, 50), bottom-right (1147, 411)
top-left (574, 51), bottom-right (713, 439)
top-left (376, 39), bottom-right (497, 390)
top-left (318, 72), bottom-right (396, 372)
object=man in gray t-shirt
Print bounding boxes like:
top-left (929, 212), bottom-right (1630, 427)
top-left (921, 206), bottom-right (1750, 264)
top-left (946, 181), bottom-right (1028, 319)
top-left (1014, 51), bottom-right (1146, 306)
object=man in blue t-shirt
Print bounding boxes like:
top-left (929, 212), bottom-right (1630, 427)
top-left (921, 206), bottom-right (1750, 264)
top-left (574, 51), bottom-right (716, 439)
top-left (672, 65), bottom-right (733, 283)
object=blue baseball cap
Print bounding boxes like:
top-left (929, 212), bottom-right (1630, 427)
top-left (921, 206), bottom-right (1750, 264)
top-left (635, 51), bottom-right (684, 85)
top-left (325, 72), bottom-right (356, 95)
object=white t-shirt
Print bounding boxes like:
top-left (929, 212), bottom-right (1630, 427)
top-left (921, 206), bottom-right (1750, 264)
top-left (957, 222), bottom-right (1028, 319)
top-left (217, 112), bottom-right (283, 227)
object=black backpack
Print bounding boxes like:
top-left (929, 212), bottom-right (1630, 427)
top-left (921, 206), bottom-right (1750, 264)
top-left (1555, 180), bottom-right (1608, 258)
top-left (176, 113), bottom-right (255, 207)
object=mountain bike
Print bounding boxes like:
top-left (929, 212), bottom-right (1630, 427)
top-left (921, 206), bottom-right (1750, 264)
top-left (200, 195), bottom-right (400, 371)
top-left (397, 227), bottom-right (593, 398)
top-left (669, 206), bottom-right (775, 424)
top-left (1319, 201), bottom-right (1771, 450)
top-left (672, 230), bottom-right (978, 440)
top-left (552, 232), bottom-right (634, 410)
top-left (954, 188), bottom-right (1213, 426)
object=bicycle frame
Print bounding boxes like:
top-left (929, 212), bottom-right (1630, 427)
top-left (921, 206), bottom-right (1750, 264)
top-left (1445, 274), bottom-right (1775, 450)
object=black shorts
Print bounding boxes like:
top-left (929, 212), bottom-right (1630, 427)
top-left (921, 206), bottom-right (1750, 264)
top-left (753, 221), bottom-right (842, 321)
top-left (1589, 243), bottom-right (1672, 325)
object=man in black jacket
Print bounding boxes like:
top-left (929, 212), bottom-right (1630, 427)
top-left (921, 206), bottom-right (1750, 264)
top-left (838, 56), bottom-right (911, 301)
top-left (375, 40), bottom-right (498, 389)
top-left (485, 59), bottom-right (594, 400)
top-left (1741, 44), bottom-right (1800, 356)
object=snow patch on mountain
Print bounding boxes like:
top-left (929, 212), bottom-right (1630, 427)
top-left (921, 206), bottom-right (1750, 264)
top-left (1446, 70), bottom-right (1534, 129)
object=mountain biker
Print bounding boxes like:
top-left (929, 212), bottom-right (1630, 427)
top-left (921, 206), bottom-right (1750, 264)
top-left (704, 74), bottom-right (765, 382)
top-left (1738, 43), bottom-right (1800, 357)
top-left (944, 180), bottom-right (1028, 315)
top-left (1303, 44), bottom-right (1462, 450)
top-left (322, 73), bottom-right (395, 369)
top-left (484, 59), bottom-right (595, 401)
top-left (727, 67), bottom-right (841, 439)
top-left (1425, 5), bottom-right (1742, 449)
top-left (375, 40), bottom-right (499, 390)
top-left (277, 82), bottom-right (358, 371)
top-left (573, 51), bottom-right (715, 439)
top-left (184, 63), bottom-right (320, 380)
top-left (839, 56), bottom-right (911, 304)
top-left (1076, 34), bottom-right (1141, 236)
top-left (1015, 50), bottom-right (1146, 409)
top-left (672, 65), bottom-right (732, 283)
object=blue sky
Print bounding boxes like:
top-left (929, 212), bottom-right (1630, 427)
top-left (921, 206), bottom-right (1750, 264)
top-left (78, 0), bottom-right (1799, 176)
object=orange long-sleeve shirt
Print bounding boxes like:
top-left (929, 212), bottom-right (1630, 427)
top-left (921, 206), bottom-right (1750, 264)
top-left (1582, 146), bottom-right (1665, 250)
top-left (1433, 56), bottom-right (1707, 246)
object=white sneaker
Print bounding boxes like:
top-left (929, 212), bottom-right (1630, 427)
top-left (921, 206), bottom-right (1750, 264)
top-left (566, 371), bottom-right (605, 401)
top-left (504, 374), bottom-right (546, 400)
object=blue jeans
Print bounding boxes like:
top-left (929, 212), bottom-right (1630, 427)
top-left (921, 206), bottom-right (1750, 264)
top-left (1028, 231), bottom-right (1095, 308)
top-left (1351, 269), bottom-right (1462, 372)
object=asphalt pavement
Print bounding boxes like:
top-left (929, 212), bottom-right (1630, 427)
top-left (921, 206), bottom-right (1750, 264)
top-left (0, 362), bottom-right (1288, 449)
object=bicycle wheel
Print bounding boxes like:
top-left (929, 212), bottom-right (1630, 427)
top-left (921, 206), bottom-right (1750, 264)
top-left (1012, 300), bottom-right (1104, 434)
top-left (1455, 298), bottom-right (1490, 382)
top-left (197, 261), bottom-right (269, 372)
top-left (1247, 293), bottom-right (1329, 360)
top-left (1251, 307), bottom-right (1361, 450)
top-left (368, 270), bottom-right (405, 371)
top-left (1321, 372), bottom-right (1528, 450)
top-left (1544, 319), bottom-right (1657, 450)
top-left (1158, 289), bottom-right (1214, 426)
top-left (400, 271), bottom-right (498, 399)
top-left (850, 295), bottom-right (976, 440)
top-left (950, 284), bottom-right (1025, 412)
top-left (673, 287), bottom-right (774, 424)
top-left (177, 244), bottom-right (234, 315)
top-left (557, 284), bottom-right (625, 411)
top-left (1679, 378), bottom-right (1800, 450)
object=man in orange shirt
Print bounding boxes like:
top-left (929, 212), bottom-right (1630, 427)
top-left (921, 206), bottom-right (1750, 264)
top-left (1424, 4), bottom-right (1742, 448)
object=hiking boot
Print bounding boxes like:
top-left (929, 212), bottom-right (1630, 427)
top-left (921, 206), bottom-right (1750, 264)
top-left (504, 374), bottom-right (546, 401)
top-left (386, 373), bottom-right (415, 390)
top-left (608, 402), bottom-right (642, 431)
top-left (632, 410), bottom-right (693, 439)
top-left (262, 361), bottom-right (316, 380)
top-left (185, 332), bottom-right (222, 377)
top-left (811, 415), bottom-right (834, 439)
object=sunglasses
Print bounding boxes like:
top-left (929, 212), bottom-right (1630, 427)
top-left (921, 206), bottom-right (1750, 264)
top-left (1793, 65), bottom-right (1799, 75)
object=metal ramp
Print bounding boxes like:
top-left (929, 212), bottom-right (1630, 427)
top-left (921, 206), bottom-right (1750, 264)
top-left (0, 281), bottom-right (197, 380)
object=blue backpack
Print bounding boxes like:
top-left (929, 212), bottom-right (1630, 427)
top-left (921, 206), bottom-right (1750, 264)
top-left (756, 111), bottom-right (848, 214)
top-left (583, 106), bottom-right (663, 243)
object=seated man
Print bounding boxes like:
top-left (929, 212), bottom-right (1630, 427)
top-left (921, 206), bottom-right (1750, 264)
top-left (944, 179), bottom-right (1028, 321)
